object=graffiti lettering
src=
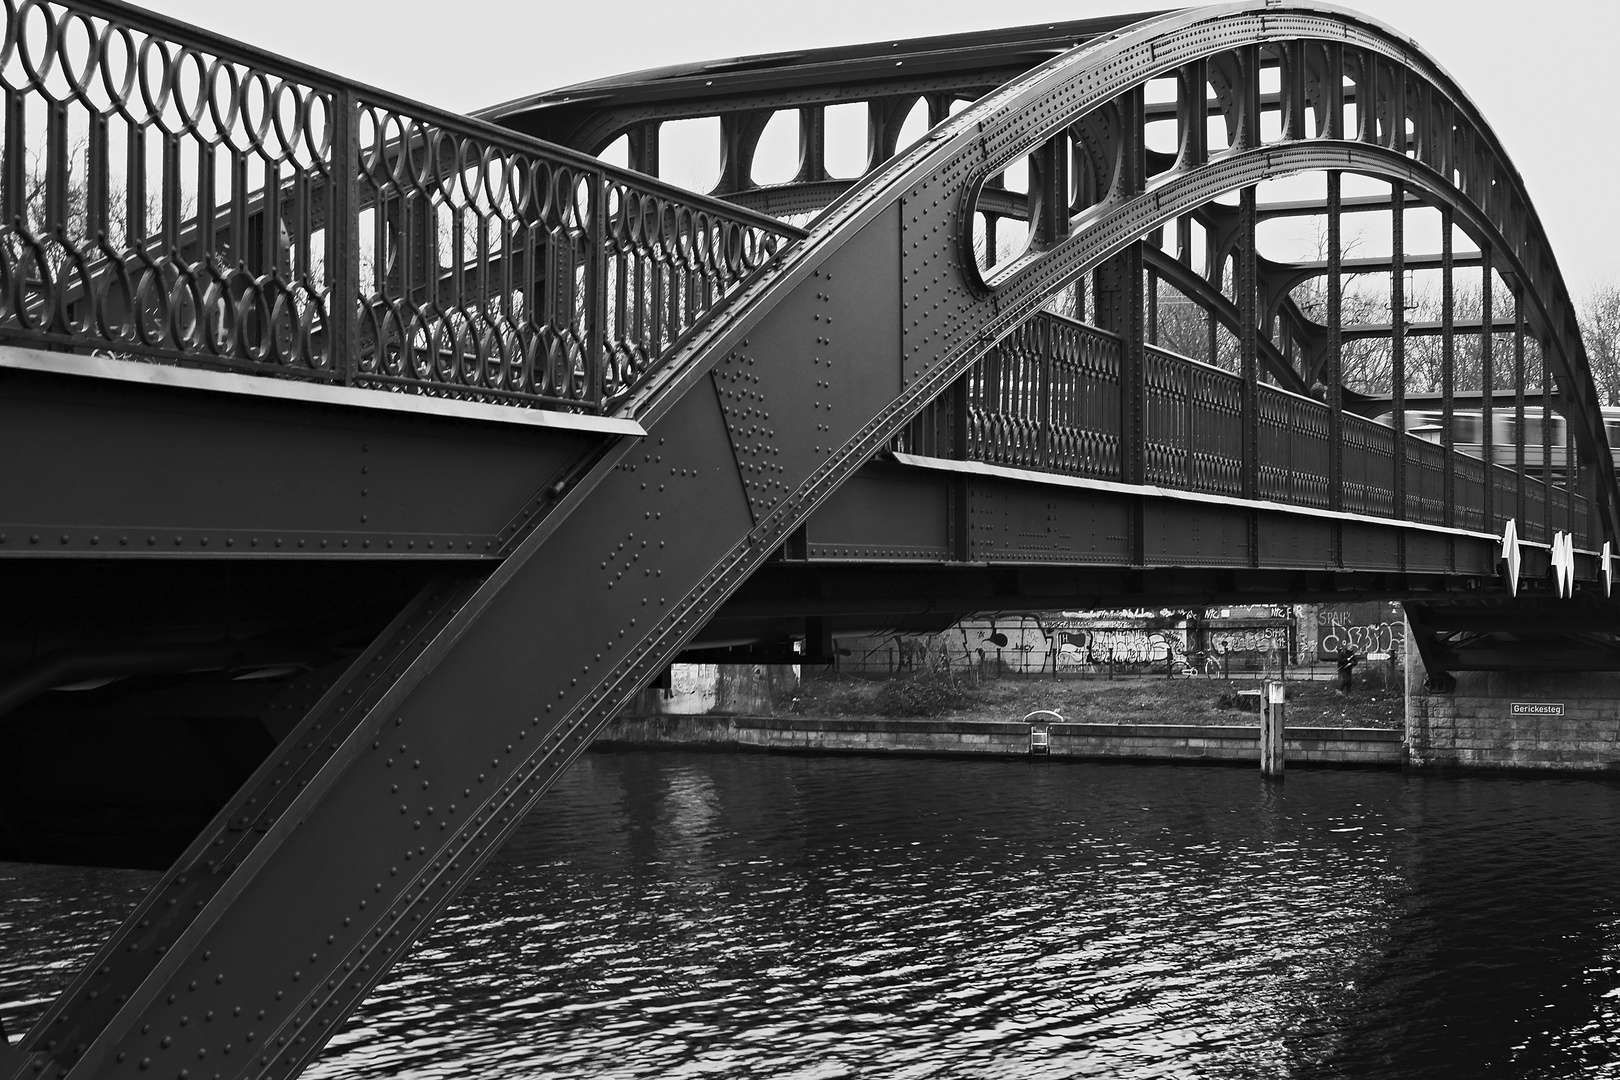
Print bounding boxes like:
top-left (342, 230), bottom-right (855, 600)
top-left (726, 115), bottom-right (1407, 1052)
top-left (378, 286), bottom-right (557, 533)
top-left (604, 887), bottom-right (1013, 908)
top-left (1207, 627), bottom-right (1288, 654)
top-left (1051, 628), bottom-right (1189, 668)
top-left (1319, 621), bottom-right (1404, 656)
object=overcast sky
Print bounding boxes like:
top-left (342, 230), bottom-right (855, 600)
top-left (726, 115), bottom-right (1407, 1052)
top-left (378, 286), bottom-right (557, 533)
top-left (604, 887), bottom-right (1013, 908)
top-left (139, 0), bottom-right (1616, 296)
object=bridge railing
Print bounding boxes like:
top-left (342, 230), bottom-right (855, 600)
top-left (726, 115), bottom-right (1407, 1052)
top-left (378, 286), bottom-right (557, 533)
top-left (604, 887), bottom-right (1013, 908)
top-left (895, 311), bottom-right (1595, 548)
top-left (0, 0), bottom-right (799, 411)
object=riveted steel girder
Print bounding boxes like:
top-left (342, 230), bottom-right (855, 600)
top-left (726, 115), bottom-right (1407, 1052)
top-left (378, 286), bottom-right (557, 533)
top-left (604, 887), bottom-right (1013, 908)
top-left (0, 349), bottom-right (637, 560)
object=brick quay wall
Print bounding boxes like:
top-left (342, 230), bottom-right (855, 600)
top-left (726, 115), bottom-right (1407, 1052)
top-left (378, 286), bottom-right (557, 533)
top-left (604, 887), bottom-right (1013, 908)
top-left (596, 714), bottom-right (1403, 767)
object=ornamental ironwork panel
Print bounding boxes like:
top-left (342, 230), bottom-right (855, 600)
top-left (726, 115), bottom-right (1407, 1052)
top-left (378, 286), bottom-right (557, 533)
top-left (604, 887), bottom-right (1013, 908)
top-left (0, 0), bottom-right (797, 411)
top-left (1142, 344), bottom-right (1189, 487)
top-left (1454, 452), bottom-right (1487, 534)
top-left (1341, 413), bottom-right (1394, 518)
top-left (960, 314), bottom-right (1123, 481)
top-left (1184, 357), bottom-right (1244, 497)
top-left (1047, 317), bottom-right (1121, 481)
top-left (1256, 383), bottom-right (1330, 508)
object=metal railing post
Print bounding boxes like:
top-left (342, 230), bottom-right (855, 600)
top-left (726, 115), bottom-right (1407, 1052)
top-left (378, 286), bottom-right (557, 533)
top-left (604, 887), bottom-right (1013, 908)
top-left (1239, 185), bottom-right (1259, 504)
top-left (1326, 171), bottom-right (1344, 517)
top-left (1441, 206), bottom-right (1455, 529)
top-left (1515, 291), bottom-right (1527, 527)
top-left (587, 171), bottom-right (608, 410)
top-left (1481, 246), bottom-right (1494, 532)
top-left (329, 89), bottom-right (360, 385)
top-left (1391, 181), bottom-right (1407, 520)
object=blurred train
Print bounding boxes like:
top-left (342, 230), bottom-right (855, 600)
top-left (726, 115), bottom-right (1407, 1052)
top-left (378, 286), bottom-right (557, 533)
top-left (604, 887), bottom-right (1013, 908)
top-left (1382, 406), bottom-right (1620, 473)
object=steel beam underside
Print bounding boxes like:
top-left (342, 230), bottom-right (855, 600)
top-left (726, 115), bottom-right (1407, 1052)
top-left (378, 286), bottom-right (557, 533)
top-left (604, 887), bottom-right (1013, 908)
top-left (798, 457), bottom-right (1522, 579)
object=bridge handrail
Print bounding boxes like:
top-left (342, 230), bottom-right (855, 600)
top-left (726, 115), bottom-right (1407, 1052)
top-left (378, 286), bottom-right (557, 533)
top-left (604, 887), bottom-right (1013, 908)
top-left (911, 310), bottom-right (1596, 547)
top-left (0, 0), bottom-right (804, 411)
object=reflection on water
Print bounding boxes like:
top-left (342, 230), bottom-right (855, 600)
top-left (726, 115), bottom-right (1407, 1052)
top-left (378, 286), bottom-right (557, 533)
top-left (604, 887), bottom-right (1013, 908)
top-left (8, 754), bottom-right (1620, 1077)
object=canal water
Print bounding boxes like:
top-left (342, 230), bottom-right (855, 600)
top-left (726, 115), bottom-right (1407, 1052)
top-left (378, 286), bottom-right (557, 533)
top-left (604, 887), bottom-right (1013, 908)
top-left (7, 752), bottom-right (1620, 1078)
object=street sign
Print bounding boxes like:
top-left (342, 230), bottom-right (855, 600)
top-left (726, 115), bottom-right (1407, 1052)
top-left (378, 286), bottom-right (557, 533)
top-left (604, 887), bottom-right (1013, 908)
top-left (1511, 702), bottom-right (1564, 716)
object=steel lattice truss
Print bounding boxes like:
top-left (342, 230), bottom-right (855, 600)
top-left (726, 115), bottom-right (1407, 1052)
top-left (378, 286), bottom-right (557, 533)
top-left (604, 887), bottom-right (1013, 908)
top-left (2, 3), bottom-right (1618, 1079)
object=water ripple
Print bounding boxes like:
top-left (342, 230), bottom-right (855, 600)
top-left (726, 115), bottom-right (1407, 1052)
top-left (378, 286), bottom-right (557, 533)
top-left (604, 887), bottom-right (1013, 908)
top-left (8, 755), bottom-right (1620, 1077)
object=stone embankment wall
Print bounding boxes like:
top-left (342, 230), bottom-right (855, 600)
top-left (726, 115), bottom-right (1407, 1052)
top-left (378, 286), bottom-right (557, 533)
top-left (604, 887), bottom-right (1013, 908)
top-left (597, 714), bottom-right (1403, 766)
top-left (1407, 669), bottom-right (1620, 771)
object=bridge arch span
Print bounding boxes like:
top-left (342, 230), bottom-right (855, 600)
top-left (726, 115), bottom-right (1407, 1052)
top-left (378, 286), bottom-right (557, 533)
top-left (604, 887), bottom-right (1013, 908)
top-left (7, 7), bottom-right (1618, 1080)
top-left (607, 2), bottom-right (1617, 559)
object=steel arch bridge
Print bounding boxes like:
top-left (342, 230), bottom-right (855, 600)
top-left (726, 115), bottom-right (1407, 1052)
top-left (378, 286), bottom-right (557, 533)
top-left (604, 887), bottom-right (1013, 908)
top-left (2, 3), bottom-right (1617, 1077)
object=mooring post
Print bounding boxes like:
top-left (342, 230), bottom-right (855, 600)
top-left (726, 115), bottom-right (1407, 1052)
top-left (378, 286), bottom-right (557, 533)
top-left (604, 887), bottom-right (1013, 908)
top-left (1261, 679), bottom-right (1286, 778)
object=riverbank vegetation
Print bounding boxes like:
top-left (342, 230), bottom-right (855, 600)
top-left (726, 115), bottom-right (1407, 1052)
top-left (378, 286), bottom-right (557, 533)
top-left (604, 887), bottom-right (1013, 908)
top-left (787, 671), bottom-right (1403, 729)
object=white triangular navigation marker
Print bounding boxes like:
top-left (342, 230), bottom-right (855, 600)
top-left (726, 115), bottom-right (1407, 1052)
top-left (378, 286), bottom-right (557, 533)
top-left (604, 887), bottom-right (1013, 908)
top-left (1501, 518), bottom-right (1521, 596)
top-left (1548, 531), bottom-right (1558, 592)
top-left (1552, 531), bottom-right (1575, 599)
top-left (1549, 531), bottom-right (1563, 597)
top-left (1605, 541), bottom-right (1614, 599)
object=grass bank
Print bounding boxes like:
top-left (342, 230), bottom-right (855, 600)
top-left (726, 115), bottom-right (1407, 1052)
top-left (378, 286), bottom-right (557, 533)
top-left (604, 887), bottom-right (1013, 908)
top-left (783, 672), bottom-right (1403, 730)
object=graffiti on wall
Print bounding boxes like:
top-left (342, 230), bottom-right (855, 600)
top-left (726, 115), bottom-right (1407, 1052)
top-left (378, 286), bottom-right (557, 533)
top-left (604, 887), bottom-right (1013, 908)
top-left (834, 604), bottom-right (1334, 676)
top-left (1316, 602), bottom-right (1404, 659)
top-left (1206, 626), bottom-right (1289, 655)
top-left (1052, 628), bottom-right (1188, 668)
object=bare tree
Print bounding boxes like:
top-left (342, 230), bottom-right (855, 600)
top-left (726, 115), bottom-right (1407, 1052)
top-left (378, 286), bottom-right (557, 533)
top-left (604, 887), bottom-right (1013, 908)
top-left (1578, 278), bottom-right (1620, 407)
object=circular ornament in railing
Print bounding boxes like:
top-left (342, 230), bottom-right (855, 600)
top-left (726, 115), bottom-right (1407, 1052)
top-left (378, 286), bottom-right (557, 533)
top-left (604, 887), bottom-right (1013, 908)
top-left (739, 226), bottom-right (764, 271)
top-left (618, 188), bottom-right (646, 248)
top-left (693, 211), bottom-right (716, 271)
top-left (367, 299), bottom-right (407, 378)
top-left (527, 159), bottom-right (554, 224)
top-left (15, 0), bottom-right (63, 98)
top-left (92, 22), bottom-right (138, 114)
top-left (164, 47), bottom-right (210, 138)
top-left (166, 260), bottom-right (206, 352)
top-left (401, 303), bottom-right (437, 383)
top-left (720, 221), bottom-right (744, 276)
top-left (549, 166), bottom-right (578, 230)
top-left (237, 70), bottom-right (280, 156)
top-left (674, 207), bottom-right (696, 268)
top-left (300, 90), bottom-right (331, 169)
top-left (397, 116), bottom-right (435, 192)
top-left (131, 252), bottom-right (175, 348)
top-left (265, 277), bottom-right (302, 366)
top-left (478, 145), bottom-right (507, 212)
top-left (422, 127), bottom-right (457, 199)
top-left (648, 199), bottom-right (677, 260)
top-left (604, 183), bottom-right (628, 246)
top-left (570, 171), bottom-right (594, 232)
top-left (133, 34), bottom-right (178, 127)
top-left (515, 323), bottom-right (542, 396)
top-left (357, 107), bottom-right (388, 181)
top-left (505, 156), bottom-right (533, 218)
top-left (51, 238), bottom-right (91, 337)
top-left (203, 56), bottom-right (243, 144)
top-left (268, 80), bottom-right (309, 164)
top-left (199, 270), bottom-right (235, 358)
top-left (54, 9), bottom-right (100, 104)
top-left (482, 316), bottom-right (514, 391)
top-left (454, 139), bottom-right (482, 205)
top-left (540, 327), bottom-right (571, 399)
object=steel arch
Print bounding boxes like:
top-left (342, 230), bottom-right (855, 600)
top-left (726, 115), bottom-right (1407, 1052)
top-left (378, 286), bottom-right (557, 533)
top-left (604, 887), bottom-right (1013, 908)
top-left (10, 6), bottom-right (1617, 1080)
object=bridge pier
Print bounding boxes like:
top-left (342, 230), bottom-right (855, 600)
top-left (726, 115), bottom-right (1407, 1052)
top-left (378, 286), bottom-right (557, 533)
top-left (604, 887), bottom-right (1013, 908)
top-left (1406, 648), bottom-right (1620, 772)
